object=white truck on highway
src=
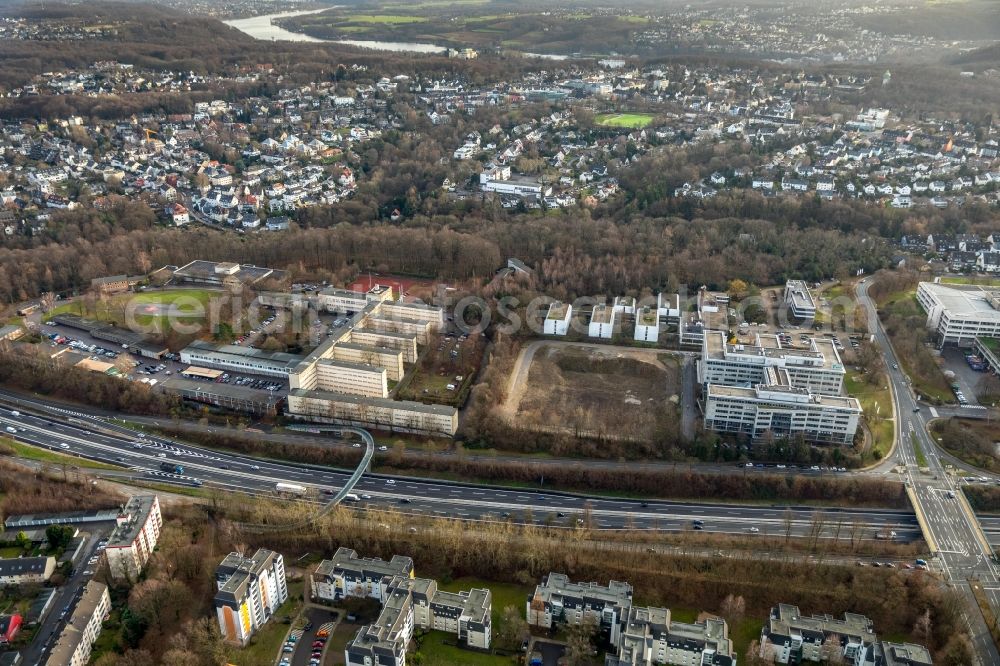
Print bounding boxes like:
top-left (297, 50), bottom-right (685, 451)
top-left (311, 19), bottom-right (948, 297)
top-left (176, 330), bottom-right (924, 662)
top-left (275, 482), bottom-right (307, 495)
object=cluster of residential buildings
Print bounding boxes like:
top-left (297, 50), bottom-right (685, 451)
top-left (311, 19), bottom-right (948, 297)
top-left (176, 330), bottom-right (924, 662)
top-left (310, 547), bottom-right (491, 665)
top-left (630, 3), bottom-right (985, 63)
top-left (760, 603), bottom-right (931, 665)
top-left (527, 572), bottom-right (735, 666)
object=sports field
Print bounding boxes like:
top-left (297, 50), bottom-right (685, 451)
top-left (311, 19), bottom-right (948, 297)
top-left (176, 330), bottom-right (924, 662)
top-left (595, 112), bottom-right (655, 128)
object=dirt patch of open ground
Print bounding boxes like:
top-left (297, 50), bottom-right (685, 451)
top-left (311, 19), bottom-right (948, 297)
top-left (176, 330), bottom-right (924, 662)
top-left (513, 345), bottom-right (679, 441)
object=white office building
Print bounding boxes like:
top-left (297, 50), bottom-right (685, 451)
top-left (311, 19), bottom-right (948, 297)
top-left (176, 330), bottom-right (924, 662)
top-left (700, 331), bottom-right (845, 396)
top-left (634, 307), bottom-right (660, 343)
top-left (589, 304), bottom-right (617, 339)
top-left (916, 281), bottom-right (1000, 347)
top-left (704, 372), bottom-right (861, 445)
top-left (784, 280), bottom-right (817, 321)
top-left (544, 302), bottom-right (572, 336)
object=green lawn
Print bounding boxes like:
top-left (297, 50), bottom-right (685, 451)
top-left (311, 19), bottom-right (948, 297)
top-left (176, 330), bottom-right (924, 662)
top-left (326, 621), bottom-right (357, 666)
top-left (235, 580), bottom-right (304, 666)
top-left (2, 438), bottom-right (121, 470)
top-left (844, 372), bottom-right (893, 457)
top-left (417, 631), bottom-right (516, 666)
top-left (437, 578), bottom-right (531, 627)
top-left (595, 113), bottom-right (655, 128)
top-left (941, 276), bottom-right (1000, 286)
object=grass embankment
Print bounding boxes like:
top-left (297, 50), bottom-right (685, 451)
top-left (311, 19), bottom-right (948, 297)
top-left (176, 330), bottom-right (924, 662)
top-left (1, 437), bottom-right (120, 470)
top-left (874, 287), bottom-right (952, 403)
top-left (844, 371), bottom-right (893, 459)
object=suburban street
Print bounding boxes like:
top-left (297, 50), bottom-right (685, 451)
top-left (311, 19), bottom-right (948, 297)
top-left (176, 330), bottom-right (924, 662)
top-left (857, 279), bottom-right (1000, 664)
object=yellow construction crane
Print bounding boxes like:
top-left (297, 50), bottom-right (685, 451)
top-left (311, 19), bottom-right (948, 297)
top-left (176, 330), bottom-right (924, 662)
top-left (144, 128), bottom-right (157, 143)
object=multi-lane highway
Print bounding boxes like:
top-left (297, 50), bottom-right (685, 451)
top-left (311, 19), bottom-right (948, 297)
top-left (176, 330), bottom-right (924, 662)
top-left (857, 280), bottom-right (1000, 664)
top-left (0, 401), bottom-right (924, 542)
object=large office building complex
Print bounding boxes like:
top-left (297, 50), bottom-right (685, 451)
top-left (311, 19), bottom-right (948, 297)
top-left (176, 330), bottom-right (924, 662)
top-left (916, 280), bottom-right (1000, 347)
top-left (312, 548), bottom-right (491, 666)
top-left (45, 581), bottom-right (110, 666)
top-left (214, 549), bottom-right (288, 646)
top-left (759, 604), bottom-right (931, 666)
top-left (105, 495), bottom-right (162, 582)
top-left (700, 332), bottom-right (845, 396)
top-left (528, 573), bottom-right (735, 666)
top-left (284, 285), bottom-right (457, 436)
top-left (700, 331), bottom-right (860, 444)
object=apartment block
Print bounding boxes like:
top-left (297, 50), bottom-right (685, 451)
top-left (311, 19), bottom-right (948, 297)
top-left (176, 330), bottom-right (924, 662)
top-left (105, 495), bottom-right (162, 581)
top-left (544, 301), bottom-right (572, 336)
top-left (214, 549), bottom-right (288, 646)
top-left (761, 604), bottom-right (876, 665)
top-left (916, 281), bottom-right (1000, 347)
top-left (589, 304), bottom-right (617, 339)
top-left (45, 581), bottom-right (110, 666)
top-left (609, 605), bottom-right (736, 666)
top-left (704, 375), bottom-right (860, 445)
top-left (311, 547), bottom-right (414, 603)
top-left (634, 307), bottom-right (660, 343)
top-left (314, 549), bottom-right (491, 666)
top-left (784, 280), bottom-right (817, 321)
top-left (527, 573), bottom-right (634, 647)
top-left (700, 331), bottom-right (845, 396)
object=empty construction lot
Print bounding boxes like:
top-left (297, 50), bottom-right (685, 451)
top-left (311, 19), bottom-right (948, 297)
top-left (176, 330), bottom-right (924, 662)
top-left (504, 342), bottom-right (681, 442)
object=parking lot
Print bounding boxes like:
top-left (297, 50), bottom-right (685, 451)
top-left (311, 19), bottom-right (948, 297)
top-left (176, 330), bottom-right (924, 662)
top-left (36, 318), bottom-right (290, 394)
top-left (280, 607), bottom-right (339, 666)
top-left (941, 346), bottom-right (987, 406)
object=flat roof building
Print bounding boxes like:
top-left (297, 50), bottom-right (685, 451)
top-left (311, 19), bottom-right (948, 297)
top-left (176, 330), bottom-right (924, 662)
top-left (704, 372), bottom-right (861, 445)
top-left (180, 340), bottom-right (303, 378)
top-left (589, 304), bottom-right (617, 339)
top-left (917, 281), bottom-right (1000, 347)
top-left (162, 376), bottom-right (283, 416)
top-left (105, 495), bottom-right (161, 582)
top-left (544, 301), bottom-right (572, 336)
top-left (172, 260), bottom-right (288, 288)
top-left (784, 280), bottom-right (817, 321)
top-left (700, 331), bottom-right (845, 396)
top-left (284, 293), bottom-right (455, 436)
top-left (634, 306), bottom-right (660, 343)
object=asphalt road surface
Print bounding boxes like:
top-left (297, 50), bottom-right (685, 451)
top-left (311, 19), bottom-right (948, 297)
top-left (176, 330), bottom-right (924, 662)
top-left (0, 402), bottom-right (923, 542)
top-left (857, 279), bottom-right (1000, 664)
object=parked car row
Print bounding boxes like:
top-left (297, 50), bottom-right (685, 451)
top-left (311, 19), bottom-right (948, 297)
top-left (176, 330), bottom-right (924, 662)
top-left (214, 373), bottom-right (282, 391)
